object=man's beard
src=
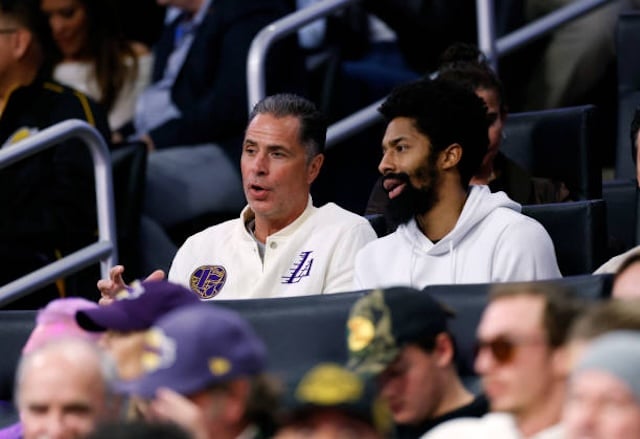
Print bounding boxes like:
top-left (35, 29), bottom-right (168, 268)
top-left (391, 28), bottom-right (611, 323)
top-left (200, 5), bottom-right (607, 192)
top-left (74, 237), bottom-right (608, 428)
top-left (384, 164), bottom-right (440, 228)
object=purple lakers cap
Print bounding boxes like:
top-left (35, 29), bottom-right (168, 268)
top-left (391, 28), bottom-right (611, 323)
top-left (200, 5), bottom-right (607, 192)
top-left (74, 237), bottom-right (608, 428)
top-left (75, 280), bottom-right (200, 332)
top-left (124, 303), bottom-right (267, 399)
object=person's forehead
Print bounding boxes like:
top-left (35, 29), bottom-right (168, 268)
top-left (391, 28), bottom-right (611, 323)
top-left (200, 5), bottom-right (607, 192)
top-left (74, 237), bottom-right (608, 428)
top-left (21, 360), bottom-right (104, 403)
top-left (478, 294), bottom-right (545, 336)
top-left (572, 369), bottom-right (637, 400)
top-left (245, 113), bottom-right (302, 147)
top-left (41, 0), bottom-right (80, 11)
top-left (382, 117), bottom-right (430, 146)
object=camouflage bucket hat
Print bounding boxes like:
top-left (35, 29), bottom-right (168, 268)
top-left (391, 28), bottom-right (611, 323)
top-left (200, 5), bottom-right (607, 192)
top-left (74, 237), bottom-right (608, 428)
top-left (346, 287), bottom-right (455, 376)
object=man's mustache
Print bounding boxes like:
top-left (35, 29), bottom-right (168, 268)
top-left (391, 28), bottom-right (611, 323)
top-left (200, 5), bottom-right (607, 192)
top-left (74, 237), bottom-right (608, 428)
top-left (382, 173), bottom-right (411, 188)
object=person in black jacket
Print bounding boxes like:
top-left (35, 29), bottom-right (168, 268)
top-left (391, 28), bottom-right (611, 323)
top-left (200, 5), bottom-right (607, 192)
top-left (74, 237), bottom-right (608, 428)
top-left (122, 0), bottom-right (306, 235)
top-left (0, 0), bottom-right (111, 308)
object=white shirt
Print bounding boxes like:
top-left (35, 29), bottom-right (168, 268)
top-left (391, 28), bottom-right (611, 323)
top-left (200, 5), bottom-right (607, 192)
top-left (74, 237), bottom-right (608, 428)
top-left (168, 197), bottom-right (377, 299)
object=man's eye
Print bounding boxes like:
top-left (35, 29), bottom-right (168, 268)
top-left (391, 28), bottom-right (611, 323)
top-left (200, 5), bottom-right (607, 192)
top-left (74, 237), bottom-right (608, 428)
top-left (60, 7), bottom-right (77, 18)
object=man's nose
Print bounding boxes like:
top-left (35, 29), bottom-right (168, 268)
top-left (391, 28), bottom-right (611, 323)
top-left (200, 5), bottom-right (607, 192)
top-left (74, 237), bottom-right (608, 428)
top-left (251, 152), bottom-right (269, 175)
top-left (378, 152), bottom-right (394, 175)
top-left (41, 411), bottom-right (67, 439)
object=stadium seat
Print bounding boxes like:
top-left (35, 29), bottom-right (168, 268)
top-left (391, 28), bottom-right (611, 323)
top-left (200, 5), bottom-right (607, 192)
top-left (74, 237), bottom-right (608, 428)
top-left (111, 142), bottom-right (147, 279)
top-left (216, 290), bottom-right (368, 389)
top-left (522, 199), bottom-right (607, 276)
top-left (501, 104), bottom-right (602, 200)
top-left (616, 12), bottom-right (640, 179)
top-left (0, 310), bottom-right (36, 425)
top-left (602, 178), bottom-right (639, 257)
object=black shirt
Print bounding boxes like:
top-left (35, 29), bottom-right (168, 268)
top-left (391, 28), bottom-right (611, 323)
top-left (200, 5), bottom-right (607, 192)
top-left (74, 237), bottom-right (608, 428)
top-left (395, 393), bottom-right (490, 439)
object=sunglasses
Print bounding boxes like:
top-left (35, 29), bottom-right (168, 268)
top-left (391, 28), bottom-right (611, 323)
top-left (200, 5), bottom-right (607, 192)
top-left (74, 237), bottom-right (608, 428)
top-left (474, 335), bottom-right (545, 365)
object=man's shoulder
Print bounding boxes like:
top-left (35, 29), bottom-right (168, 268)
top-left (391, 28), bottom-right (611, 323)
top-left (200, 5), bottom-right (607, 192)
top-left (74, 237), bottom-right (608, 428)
top-left (595, 244), bottom-right (640, 274)
top-left (312, 203), bottom-right (375, 231)
top-left (38, 80), bottom-right (97, 108)
top-left (36, 80), bottom-right (109, 133)
top-left (483, 203), bottom-right (548, 238)
top-left (356, 227), bottom-right (405, 257)
top-left (184, 217), bottom-right (241, 243)
top-left (1, 78), bottom-right (110, 145)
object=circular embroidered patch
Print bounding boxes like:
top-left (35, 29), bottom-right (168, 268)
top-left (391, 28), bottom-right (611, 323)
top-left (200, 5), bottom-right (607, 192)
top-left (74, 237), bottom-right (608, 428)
top-left (190, 265), bottom-right (227, 299)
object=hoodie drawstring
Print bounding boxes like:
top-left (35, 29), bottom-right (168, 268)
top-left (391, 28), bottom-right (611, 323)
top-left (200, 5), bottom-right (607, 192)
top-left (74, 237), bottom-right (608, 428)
top-left (449, 240), bottom-right (455, 283)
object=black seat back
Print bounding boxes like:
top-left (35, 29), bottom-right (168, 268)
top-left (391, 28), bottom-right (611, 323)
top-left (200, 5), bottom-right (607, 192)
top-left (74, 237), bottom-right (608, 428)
top-left (602, 179), bottom-right (640, 256)
top-left (111, 142), bottom-right (147, 278)
top-left (216, 291), bottom-right (368, 388)
top-left (522, 199), bottom-right (607, 276)
top-left (0, 311), bottom-right (36, 403)
top-left (616, 12), bottom-right (640, 179)
top-left (502, 105), bottom-right (601, 200)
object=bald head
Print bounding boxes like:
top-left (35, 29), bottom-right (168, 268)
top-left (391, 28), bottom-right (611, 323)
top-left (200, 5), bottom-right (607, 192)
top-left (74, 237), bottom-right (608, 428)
top-left (16, 339), bottom-right (117, 439)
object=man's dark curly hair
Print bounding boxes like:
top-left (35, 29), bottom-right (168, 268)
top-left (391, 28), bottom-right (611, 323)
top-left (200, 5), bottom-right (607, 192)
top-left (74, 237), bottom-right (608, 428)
top-left (378, 77), bottom-right (489, 188)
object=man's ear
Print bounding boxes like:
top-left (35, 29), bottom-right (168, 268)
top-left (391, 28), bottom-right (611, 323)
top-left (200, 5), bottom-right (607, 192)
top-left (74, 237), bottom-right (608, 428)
top-left (12, 28), bottom-right (32, 60)
top-left (434, 332), bottom-right (455, 367)
top-left (439, 143), bottom-right (462, 170)
top-left (307, 153), bottom-right (324, 184)
top-left (551, 344), bottom-right (572, 380)
top-left (221, 379), bottom-right (251, 424)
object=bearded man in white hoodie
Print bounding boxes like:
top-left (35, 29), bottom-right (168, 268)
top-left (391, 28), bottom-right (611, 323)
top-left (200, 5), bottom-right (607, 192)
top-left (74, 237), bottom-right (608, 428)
top-left (353, 78), bottom-right (561, 290)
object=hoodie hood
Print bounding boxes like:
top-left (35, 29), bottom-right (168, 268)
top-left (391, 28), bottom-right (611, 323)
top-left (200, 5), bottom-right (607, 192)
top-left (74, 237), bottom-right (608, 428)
top-left (401, 185), bottom-right (521, 256)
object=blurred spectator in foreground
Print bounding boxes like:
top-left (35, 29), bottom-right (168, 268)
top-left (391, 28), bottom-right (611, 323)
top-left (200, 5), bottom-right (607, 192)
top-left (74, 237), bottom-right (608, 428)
top-left (346, 287), bottom-right (488, 439)
top-left (123, 303), bottom-right (280, 439)
top-left (75, 280), bottom-right (199, 382)
top-left (274, 362), bottom-right (391, 439)
top-left (563, 331), bottom-right (640, 439)
top-left (424, 282), bottom-right (584, 439)
top-left (567, 298), bottom-right (640, 366)
top-left (0, 297), bottom-right (101, 438)
top-left (15, 339), bottom-right (118, 439)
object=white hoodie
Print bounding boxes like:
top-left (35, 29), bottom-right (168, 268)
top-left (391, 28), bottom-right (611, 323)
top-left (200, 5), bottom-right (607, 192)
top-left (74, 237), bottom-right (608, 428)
top-left (353, 185), bottom-right (561, 289)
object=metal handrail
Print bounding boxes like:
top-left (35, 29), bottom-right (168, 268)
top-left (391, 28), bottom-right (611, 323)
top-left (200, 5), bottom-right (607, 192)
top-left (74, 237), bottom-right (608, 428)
top-left (478, 0), bottom-right (613, 70)
top-left (247, 0), bottom-right (360, 112)
top-left (0, 119), bottom-right (117, 307)
top-left (247, 0), bottom-right (613, 149)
